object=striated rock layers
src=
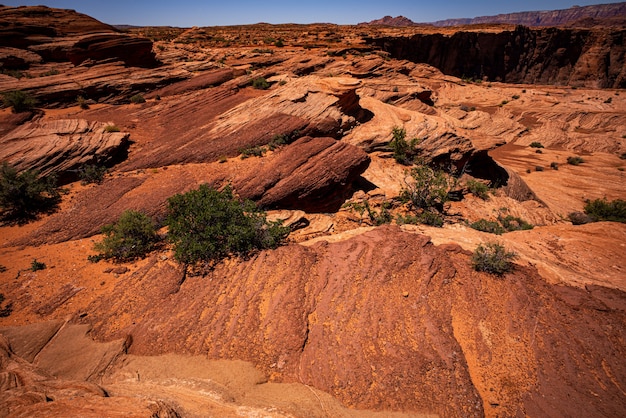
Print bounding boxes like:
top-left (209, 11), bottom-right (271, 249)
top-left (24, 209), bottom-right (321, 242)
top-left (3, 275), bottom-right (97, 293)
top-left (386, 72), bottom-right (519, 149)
top-left (0, 6), bottom-right (156, 68)
top-left (0, 119), bottom-right (130, 179)
top-left (431, 2), bottom-right (626, 27)
top-left (368, 26), bottom-right (626, 88)
top-left (58, 226), bottom-right (626, 417)
top-left (234, 136), bottom-right (370, 212)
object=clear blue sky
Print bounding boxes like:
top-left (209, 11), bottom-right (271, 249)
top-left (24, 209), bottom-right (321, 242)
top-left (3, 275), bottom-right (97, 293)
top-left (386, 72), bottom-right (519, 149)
top-left (3, 1), bottom-right (624, 26)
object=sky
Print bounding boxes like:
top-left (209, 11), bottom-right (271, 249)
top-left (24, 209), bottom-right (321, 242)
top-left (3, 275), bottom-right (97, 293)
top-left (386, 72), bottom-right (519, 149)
top-left (3, 0), bottom-right (624, 26)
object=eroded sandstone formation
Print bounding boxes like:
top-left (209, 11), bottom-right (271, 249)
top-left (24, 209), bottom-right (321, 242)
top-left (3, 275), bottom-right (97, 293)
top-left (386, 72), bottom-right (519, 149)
top-left (368, 26), bottom-right (626, 88)
top-left (0, 5), bottom-right (625, 418)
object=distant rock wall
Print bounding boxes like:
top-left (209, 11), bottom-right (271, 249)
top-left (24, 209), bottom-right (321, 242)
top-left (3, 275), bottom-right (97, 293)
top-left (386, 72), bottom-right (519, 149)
top-left (368, 26), bottom-right (626, 88)
top-left (431, 2), bottom-right (626, 27)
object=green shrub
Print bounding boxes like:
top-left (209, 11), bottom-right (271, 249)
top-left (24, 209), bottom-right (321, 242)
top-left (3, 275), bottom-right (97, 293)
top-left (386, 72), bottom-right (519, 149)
top-left (498, 214), bottom-right (534, 231)
top-left (529, 142), bottom-right (544, 148)
top-left (364, 200), bottom-right (392, 226)
top-left (583, 198), bottom-right (626, 223)
top-left (401, 165), bottom-right (452, 213)
top-left (344, 201), bottom-right (367, 224)
top-left (0, 163), bottom-right (60, 223)
top-left (472, 242), bottom-right (517, 275)
top-left (389, 126), bottom-right (420, 165)
top-left (252, 77), bottom-right (270, 90)
top-left (268, 134), bottom-right (287, 151)
top-left (166, 185), bottom-right (289, 265)
top-left (465, 179), bottom-right (490, 200)
top-left (396, 210), bottom-right (444, 227)
top-left (274, 39), bottom-right (284, 47)
top-left (77, 95), bottom-right (89, 109)
top-left (2, 90), bottom-right (36, 113)
top-left (470, 219), bottom-right (505, 234)
top-left (567, 156), bottom-right (584, 165)
top-left (416, 210), bottom-right (444, 227)
top-left (30, 259), bottom-right (46, 271)
top-left (240, 145), bottom-right (266, 158)
top-left (130, 93), bottom-right (146, 104)
top-left (94, 210), bottom-right (158, 262)
top-left (79, 164), bottom-right (107, 185)
top-left (568, 211), bottom-right (593, 225)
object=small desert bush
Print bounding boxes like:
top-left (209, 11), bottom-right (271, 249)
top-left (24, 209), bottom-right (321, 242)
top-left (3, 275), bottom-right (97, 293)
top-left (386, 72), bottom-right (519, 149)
top-left (389, 126), bottom-right (420, 165)
top-left (396, 210), bottom-right (444, 227)
top-left (529, 142), bottom-right (544, 148)
top-left (78, 164), bottom-right (107, 185)
top-left (30, 259), bottom-right (46, 271)
top-left (401, 165), bottom-right (452, 212)
top-left (166, 185), bottom-right (289, 266)
top-left (465, 179), bottom-right (490, 200)
top-left (498, 214), bottom-right (534, 231)
top-left (0, 163), bottom-right (60, 223)
top-left (399, 164), bottom-right (456, 227)
top-left (2, 90), bottom-right (36, 113)
top-left (240, 145), bottom-right (266, 158)
top-left (364, 200), bottom-right (392, 226)
top-left (583, 198), bottom-right (626, 223)
top-left (417, 210), bottom-right (444, 227)
top-left (568, 211), bottom-right (593, 225)
top-left (470, 219), bottom-right (505, 235)
top-left (567, 156), bottom-right (584, 166)
top-left (252, 77), bottom-right (270, 90)
top-left (472, 242), bottom-right (516, 275)
top-left (94, 210), bottom-right (158, 262)
top-left (268, 134), bottom-right (287, 151)
top-left (77, 95), bottom-right (89, 109)
top-left (130, 93), bottom-right (146, 104)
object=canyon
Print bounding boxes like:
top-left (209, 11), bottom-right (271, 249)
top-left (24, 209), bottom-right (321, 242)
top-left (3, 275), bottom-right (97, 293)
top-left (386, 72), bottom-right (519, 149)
top-left (0, 5), bottom-right (625, 418)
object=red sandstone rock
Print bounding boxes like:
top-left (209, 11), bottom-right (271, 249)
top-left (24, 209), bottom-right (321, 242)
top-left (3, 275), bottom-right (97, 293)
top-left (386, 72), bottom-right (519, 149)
top-left (0, 119), bottom-right (130, 178)
top-left (235, 136), bottom-right (370, 212)
top-left (68, 33), bottom-right (158, 68)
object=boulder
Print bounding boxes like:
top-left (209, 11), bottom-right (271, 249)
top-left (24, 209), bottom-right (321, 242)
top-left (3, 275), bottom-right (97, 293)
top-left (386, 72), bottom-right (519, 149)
top-left (68, 33), bottom-right (158, 68)
top-left (234, 136), bottom-right (370, 212)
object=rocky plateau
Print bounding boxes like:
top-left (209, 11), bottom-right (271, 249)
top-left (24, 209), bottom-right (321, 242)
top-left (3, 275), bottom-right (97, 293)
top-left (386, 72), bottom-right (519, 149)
top-left (0, 5), bottom-right (625, 418)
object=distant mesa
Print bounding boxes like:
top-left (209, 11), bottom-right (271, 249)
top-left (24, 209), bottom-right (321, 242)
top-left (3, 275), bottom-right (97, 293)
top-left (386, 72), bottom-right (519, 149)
top-left (361, 3), bottom-right (626, 27)
top-left (358, 15), bottom-right (418, 27)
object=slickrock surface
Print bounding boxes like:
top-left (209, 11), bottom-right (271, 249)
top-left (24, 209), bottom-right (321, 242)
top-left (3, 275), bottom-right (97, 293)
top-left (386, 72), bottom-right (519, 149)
top-left (1, 5), bottom-right (625, 418)
top-left (0, 119), bottom-right (129, 178)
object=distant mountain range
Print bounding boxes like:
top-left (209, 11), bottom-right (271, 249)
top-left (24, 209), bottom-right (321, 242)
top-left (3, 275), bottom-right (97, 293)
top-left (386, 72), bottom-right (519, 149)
top-left (359, 2), bottom-right (626, 27)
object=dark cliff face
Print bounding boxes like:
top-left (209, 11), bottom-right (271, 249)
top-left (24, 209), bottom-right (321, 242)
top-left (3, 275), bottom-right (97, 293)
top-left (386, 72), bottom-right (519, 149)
top-left (367, 26), bottom-right (626, 88)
